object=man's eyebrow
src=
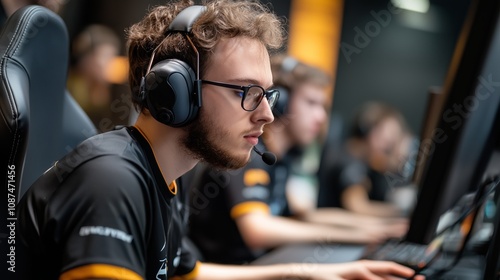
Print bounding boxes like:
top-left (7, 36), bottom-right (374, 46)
top-left (266, 84), bottom-right (276, 90)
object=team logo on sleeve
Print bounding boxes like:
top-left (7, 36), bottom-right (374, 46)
top-left (242, 169), bottom-right (270, 200)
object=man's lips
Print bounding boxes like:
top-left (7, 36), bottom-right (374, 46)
top-left (244, 132), bottom-right (262, 146)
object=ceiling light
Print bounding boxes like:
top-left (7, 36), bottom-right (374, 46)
top-left (391, 0), bottom-right (430, 13)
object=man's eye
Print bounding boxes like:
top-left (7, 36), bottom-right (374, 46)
top-left (233, 90), bottom-right (244, 98)
top-left (247, 90), bottom-right (260, 98)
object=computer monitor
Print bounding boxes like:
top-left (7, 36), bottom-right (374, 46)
top-left (405, 0), bottom-right (500, 245)
top-left (481, 170), bottom-right (500, 278)
top-left (410, 86), bottom-right (444, 188)
top-left (480, 114), bottom-right (500, 278)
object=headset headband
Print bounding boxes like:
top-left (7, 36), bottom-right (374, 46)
top-left (281, 56), bottom-right (299, 73)
top-left (168, 5), bottom-right (207, 32)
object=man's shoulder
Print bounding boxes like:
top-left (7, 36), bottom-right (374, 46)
top-left (79, 127), bottom-right (136, 156)
top-left (53, 127), bottom-right (148, 181)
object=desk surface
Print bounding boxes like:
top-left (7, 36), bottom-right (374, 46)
top-left (252, 244), bottom-right (485, 280)
top-left (251, 243), bottom-right (365, 265)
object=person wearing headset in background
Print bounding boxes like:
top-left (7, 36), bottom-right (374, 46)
top-left (15, 1), bottom-right (423, 279)
top-left (317, 102), bottom-right (416, 218)
top-left (187, 54), bottom-right (408, 265)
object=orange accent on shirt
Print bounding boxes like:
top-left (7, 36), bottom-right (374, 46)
top-left (60, 263), bottom-right (143, 280)
top-left (169, 180), bottom-right (178, 195)
top-left (230, 201), bottom-right (271, 219)
top-left (243, 169), bottom-right (270, 186)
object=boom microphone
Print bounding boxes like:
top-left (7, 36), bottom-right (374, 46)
top-left (253, 146), bottom-right (277, 166)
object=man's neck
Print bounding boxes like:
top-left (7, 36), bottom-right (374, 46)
top-left (134, 114), bottom-right (198, 184)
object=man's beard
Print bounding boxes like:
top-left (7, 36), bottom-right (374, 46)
top-left (181, 113), bottom-right (249, 170)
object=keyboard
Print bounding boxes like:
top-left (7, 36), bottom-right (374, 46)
top-left (362, 239), bottom-right (441, 271)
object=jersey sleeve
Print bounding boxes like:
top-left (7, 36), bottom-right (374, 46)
top-left (51, 156), bottom-right (149, 279)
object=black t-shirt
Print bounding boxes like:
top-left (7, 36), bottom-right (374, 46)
top-left (188, 143), bottom-right (291, 264)
top-left (16, 126), bottom-right (198, 280)
top-left (317, 149), bottom-right (390, 208)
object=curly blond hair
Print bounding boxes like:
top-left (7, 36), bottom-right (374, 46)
top-left (126, 0), bottom-right (285, 110)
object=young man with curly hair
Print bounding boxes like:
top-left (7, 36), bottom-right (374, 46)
top-left (16, 1), bottom-right (423, 279)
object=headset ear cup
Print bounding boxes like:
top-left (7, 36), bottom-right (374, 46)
top-left (272, 86), bottom-right (289, 117)
top-left (351, 110), bottom-right (371, 138)
top-left (351, 119), bottom-right (365, 138)
top-left (157, 108), bottom-right (174, 124)
top-left (144, 59), bottom-right (199, 127)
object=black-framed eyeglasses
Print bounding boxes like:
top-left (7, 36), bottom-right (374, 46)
top-left (201, 80), bottom-right (280, 112)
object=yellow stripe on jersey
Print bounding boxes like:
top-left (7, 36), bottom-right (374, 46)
top-left (230, 201), bottom-right (271, 219)
top-left (169, 261), bottom-right (201, 280)
top-left (169, 180), bottom-right (178, 195)
top-left (60, 264), bottom-right (142, 280)
top-left (243, 169), bottom-right (270, 187)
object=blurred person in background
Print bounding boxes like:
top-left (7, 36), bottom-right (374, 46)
top-left (1, 2), bottom-right (132, 132)
top-left (317, 101), bottom-right (416, 217)
top-left (188, 55), bottom-right (408, 265)
top-left (67, 24), bottom-right (131, 131)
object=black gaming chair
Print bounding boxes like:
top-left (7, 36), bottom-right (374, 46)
top-left (0, 5), bottom-right (97, 266)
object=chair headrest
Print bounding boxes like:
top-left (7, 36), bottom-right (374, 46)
top-left (0, 5), bottom-right (96, 200)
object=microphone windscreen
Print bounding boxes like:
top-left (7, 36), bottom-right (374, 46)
top-left (262, 152), bottom-right (277, 165)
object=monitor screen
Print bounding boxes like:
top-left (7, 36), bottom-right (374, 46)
top-left (405, 0), bottom-right (500, 244)
top-left (482, 175), bottom-right (500, 278)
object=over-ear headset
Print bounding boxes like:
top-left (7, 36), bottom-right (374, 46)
top-left (272, 56), bottom-right (299, 117)
top-left (351, 113), bottom-right (371, 138)
top-left (272, 85), bottom-right (289, 117)
top-left (139, 5), bottom-right (206, 127)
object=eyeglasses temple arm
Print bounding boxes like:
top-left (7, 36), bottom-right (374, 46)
top-left (186, 35), bottom-right (202, 107)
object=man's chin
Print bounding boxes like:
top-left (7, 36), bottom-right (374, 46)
top-left (202, 153), bottom-right (250, 170)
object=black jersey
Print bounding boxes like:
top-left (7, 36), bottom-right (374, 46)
top-left (16, 126), bottom-right (198, 280)
top-left (317, 149), bottom-right (390, 208)
top-left (188, 142), bottom-right (291, 264)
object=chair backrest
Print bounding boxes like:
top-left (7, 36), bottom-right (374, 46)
top-left (0, 5), bottom-right (97, 262)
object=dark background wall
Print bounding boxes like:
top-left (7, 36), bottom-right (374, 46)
top-left (332, 0), bottom-right (471, 137)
